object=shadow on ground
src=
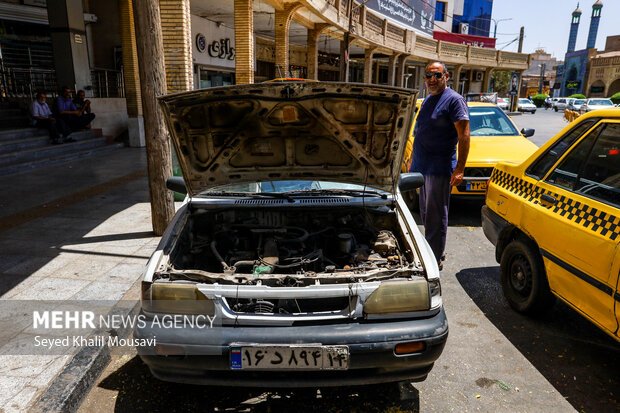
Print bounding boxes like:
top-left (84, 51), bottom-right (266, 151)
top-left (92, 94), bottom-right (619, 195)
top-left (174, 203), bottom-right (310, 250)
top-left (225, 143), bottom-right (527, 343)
top-left (455, 265), bottom-right (620, 412)
top-left (95, 356), bottom-right (420, 412)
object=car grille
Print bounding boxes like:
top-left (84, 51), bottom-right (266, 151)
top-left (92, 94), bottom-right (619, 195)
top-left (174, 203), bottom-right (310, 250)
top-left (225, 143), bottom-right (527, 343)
top-left (463, 167), bottom-right (493, 179)
top-left (225, 297), bottom-right (353, 315)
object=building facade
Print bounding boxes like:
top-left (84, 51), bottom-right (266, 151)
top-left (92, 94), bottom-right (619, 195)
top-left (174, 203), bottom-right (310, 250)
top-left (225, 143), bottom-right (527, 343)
top-left (585, 35), bottom-right (620, 97)
top-left (521, 49), bottom-right (561, 97)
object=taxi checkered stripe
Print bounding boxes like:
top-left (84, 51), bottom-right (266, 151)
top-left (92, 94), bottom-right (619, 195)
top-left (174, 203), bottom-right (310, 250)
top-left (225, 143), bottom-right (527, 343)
top-left (491, 170), bottom-right (620, 241)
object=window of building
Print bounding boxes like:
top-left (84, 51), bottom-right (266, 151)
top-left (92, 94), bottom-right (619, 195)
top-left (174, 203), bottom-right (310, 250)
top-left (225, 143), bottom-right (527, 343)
top-left (435, 1), bottom-right (447, 22)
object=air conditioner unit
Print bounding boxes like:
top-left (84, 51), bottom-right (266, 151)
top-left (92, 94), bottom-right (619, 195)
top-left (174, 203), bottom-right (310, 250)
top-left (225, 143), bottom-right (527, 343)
top-left (474, 71), bottom-right (483, 82)
top-left (459, 23), bottom-right (469, 34)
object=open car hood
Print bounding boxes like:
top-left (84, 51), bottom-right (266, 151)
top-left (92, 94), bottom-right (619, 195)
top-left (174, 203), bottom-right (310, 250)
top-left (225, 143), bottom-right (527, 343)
top-left (159, 82), bottom-right (418, 196)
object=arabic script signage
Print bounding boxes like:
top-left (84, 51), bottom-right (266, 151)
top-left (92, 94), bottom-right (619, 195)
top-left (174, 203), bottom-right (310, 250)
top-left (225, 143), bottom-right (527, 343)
top-left (364, 0), bottom-right (435, 35)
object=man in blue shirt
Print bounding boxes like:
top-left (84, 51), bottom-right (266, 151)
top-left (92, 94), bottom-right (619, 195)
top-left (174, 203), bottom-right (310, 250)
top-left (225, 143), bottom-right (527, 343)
top-left (56, 86), bottom-right (96, 134)
top-left (29, 91), bottom-right (68, 144)
top-left (410, 61), bottom-right (470, 269)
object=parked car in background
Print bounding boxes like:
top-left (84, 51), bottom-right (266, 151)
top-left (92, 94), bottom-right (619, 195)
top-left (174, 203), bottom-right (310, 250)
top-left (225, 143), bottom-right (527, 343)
top-left (567, 98), bottom-right (586, 111)
top-left (402, 102), bottom-right (539, 201)
top-left (497, 97), bottom-right (509, 110)
top-left (482, 109), bottom-right (620, 343)
top-left (579, 98), bottom-right (614, 113)
top-left (135, 81), bottom-right (449, 387)
top-left (554, 98), bottom-right (569, 111)
top-left (518, 98), bottom-right (537, 114)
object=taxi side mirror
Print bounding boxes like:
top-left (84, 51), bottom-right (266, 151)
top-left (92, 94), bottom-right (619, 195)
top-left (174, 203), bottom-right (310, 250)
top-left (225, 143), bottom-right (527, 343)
top-left (521, 128), bottom-right (535, 138)
top-left (399, 173), bottom-right (425, 192)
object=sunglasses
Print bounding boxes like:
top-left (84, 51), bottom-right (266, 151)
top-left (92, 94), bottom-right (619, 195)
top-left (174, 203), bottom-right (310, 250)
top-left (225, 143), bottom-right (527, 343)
top-left (425, 72), bottom-right (445, 79)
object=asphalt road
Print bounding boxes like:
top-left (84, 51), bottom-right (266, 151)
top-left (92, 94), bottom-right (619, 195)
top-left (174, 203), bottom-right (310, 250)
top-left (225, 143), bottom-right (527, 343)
top-left (78, 110), bottom-right (619, 413)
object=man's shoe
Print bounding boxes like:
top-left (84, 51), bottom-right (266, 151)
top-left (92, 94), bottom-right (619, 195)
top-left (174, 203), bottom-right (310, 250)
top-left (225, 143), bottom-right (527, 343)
top-left (64, 137), bottom-right (76, 143)
top-left (438, 262), bottom-right (443, 271)
top-left (440, 253), bottom-right (446, 262)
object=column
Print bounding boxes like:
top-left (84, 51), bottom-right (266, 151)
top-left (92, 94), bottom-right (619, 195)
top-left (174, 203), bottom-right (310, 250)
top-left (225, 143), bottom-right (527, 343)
top-left (234, 0), bottom-right (254, 84)
top-left (306, 24), bottom-right (329, 80)
top-left (275, 4), bottom-right (302, 78)
top-left (387, 53), bottom-right (401, 86)
top-left (47, 0), bottom-right (91, 91)
top-left (160, 0), bottom-right (193, 93)
top-left (482, 68), bottom-right (493, 93)
top-left (452, 65), bottom-right (463, 94)
top-left (363, 48), bottom-right (376, 84)
top-left (395, 55), bottom-right (407, 87)
top-left (119, 0), bottom-right (144, 147)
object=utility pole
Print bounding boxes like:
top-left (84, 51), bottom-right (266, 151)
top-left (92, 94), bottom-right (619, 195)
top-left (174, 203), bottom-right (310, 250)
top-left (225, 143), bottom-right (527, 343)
top-left (133, 0), bottom-right (175, 235)
top-left (518, 26), bottom-right (524, 53)
top-left (538, 63), bottom-right (546, 94)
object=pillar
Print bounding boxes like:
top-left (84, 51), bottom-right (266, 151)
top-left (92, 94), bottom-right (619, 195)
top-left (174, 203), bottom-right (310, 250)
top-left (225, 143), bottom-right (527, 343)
top-left (363, 48), bottom-right (376, 84)
top-left (275, 4), bottom-right (302, 78)
top-left (234, 0), bottom-right (254, 84)
top-left (482, 68), bottom-right (493, 93)
top-left (306, 24), bottom-right (329, 80)
top-left (160, 0), bottom-right (193, 92)
top-left (395, 55), bottom-right (407, 87)
top-left (119, 0), bottom-right (144, 147)
top-left (387, 53), bottom-right (401, 86)
top-left (47, 0), bottom-right (91, 91)
top-left (452, 65), bottom-right (463, 94)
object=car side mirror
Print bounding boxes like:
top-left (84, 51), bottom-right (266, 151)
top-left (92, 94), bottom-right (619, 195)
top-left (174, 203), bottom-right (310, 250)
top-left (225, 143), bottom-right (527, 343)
top-left (166, 176), bottom-right (187, 194)
top-left (399, 173), bottom-right (425, 192)
top-left (521, 128), bottom-right (535, 138)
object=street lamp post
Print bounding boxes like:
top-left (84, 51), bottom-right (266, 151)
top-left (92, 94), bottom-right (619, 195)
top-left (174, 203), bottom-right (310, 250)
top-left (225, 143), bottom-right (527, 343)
top-left (538, 63), bottom-right (546, 94)
top-left (492, 18), bottom-right (512, 38)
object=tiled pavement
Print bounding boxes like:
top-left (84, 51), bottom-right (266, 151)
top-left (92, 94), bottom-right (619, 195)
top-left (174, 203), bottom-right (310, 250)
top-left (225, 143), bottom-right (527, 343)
top-left (0, 148), bottom-right (163, 411)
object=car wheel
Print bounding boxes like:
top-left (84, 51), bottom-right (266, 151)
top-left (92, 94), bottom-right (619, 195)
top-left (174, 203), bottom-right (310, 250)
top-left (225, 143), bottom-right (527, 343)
top-left (554, 107), bottom-right (558, 112)
top-left (500, 239), bottom-right (555, 315)
top-left (532, 111), bottom-right (536, 114)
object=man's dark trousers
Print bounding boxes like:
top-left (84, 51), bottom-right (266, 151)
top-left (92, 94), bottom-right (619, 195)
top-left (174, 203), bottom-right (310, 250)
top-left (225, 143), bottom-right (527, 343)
top-left (419, 175), bottom-right (451, 264)
top-left (34, 118), bottom-right (63, 142)
top-left (61, 113), bottom-right (95, 131)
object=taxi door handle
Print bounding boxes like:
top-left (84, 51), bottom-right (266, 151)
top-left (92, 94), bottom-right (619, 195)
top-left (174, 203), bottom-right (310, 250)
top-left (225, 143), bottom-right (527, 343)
top-left (540, 194), bottom-right (557, 205)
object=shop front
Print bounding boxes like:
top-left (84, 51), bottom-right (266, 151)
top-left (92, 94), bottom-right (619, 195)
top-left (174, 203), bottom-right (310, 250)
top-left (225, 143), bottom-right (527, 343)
top-left (191, 15), bottom-right (235, 88)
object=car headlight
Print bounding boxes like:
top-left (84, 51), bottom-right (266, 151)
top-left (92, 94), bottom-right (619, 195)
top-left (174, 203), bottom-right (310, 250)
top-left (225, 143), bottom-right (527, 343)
top-left (364, 279), bottom-right (430, 314)
top-left (141, 282), bottom-right (215, 315)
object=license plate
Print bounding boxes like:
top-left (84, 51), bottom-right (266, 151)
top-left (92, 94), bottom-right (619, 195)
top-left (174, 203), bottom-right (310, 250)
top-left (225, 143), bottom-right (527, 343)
top-left (230, 345), bottom-right (349, 370)
top-left (466, 181), bottom-right (487, 191)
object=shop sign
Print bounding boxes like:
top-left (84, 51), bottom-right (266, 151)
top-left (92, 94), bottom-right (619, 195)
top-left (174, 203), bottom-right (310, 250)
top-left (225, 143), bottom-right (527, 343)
top-left (196, 33), bottom-right (207, 53)
top-left (432, 31), bottom-right (496, 49)
top-left (208, 38), bottom-right (235, 61)
top-left (590, 85), bottom-right (604, 93)
top-left (364, 0), bottom-right (434, 35)
top-left (566, 80), bottom-right (581, 89)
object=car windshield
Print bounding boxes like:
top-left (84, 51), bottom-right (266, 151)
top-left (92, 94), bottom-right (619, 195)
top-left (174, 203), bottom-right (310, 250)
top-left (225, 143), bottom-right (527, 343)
top-left (518, 99), bottom-right (531, 104)
top-left (468, 106), bottom-right (520, 137)
top-left (589, 99), bottom-right (613, 106)
top-left (574, 99), bottom-right (585, 105)
top-left (200, 181), bottom-right (388, 195)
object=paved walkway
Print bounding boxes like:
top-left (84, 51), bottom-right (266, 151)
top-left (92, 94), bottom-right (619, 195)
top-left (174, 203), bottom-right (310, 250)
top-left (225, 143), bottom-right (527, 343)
top-left (0, 148), bottom-right (161, 411)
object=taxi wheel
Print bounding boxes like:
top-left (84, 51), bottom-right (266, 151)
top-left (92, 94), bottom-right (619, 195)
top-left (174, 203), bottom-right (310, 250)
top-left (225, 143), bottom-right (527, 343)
top-left (500, 239), bottom-right (555, 315)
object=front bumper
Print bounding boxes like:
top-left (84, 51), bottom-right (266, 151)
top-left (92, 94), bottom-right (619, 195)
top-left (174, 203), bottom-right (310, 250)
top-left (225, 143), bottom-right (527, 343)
top-left (135, 308), bottom-right (448, 387)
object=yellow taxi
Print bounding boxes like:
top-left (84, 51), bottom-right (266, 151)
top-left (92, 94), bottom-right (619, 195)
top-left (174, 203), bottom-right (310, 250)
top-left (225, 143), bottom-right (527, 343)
top-left (402, 102), bottom-right (539, 197)
top-left (482, 109), bottom-right (620, 342)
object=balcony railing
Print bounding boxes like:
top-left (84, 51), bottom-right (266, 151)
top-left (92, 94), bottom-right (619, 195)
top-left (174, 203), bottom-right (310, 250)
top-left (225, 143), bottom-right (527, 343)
top-left (0, 67), bottom-right (57, 100)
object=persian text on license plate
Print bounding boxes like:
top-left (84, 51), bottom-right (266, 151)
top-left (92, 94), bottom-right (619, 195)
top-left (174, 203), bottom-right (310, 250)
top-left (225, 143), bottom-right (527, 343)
top-left (230, 345), bottom-right (349, 370)
top-left (466, 181), bottom-right (487, 191)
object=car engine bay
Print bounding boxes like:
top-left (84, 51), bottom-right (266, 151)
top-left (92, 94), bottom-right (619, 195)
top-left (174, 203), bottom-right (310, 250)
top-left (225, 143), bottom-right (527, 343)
top-left (162, 206), bottom-right (423, 286)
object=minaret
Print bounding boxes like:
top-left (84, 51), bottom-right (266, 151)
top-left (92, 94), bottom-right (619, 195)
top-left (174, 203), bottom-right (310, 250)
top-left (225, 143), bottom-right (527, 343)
top-left (567, 4), bottom-right (582, 53)
top-left (586, 0), bottom-right (603, 49)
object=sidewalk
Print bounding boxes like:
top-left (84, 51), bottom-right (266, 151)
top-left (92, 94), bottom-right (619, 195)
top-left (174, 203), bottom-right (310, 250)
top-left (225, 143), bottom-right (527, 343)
top-left (0, 148), bottom-right (160, 411)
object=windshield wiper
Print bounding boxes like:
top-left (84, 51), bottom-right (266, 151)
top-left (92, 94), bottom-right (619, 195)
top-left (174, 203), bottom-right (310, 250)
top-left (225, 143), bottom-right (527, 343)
top-left (284, 188), bottom-right (388, 199)
top-left (199, 191), bottom-right (295, 202)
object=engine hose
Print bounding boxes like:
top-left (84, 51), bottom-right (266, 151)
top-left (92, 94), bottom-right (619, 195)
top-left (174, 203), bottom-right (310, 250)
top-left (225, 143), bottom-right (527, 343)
top-left (210, 240), bottom-right (231, 271)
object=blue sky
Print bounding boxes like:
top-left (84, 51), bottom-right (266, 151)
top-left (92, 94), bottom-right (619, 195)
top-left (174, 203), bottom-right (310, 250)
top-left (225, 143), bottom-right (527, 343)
top-left (491, 0), bottom-right (619, 59)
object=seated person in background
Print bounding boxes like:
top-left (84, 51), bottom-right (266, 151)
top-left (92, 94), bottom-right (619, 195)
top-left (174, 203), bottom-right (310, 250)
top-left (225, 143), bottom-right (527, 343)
top-left (72, 90), bottom-right (94, 128)
top-left (29, 91), bottom-right (69, 144)
top-left (56, 86), bottom-right (95, 134)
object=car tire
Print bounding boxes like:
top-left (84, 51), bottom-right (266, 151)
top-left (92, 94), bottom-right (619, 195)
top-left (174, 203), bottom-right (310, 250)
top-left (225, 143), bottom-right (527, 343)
top-left (532, 111), bottom-right (536, 114)
top-left (554, 107), bottom-right (558, 112)
top-left (500, 239), bottom-right (556, 315)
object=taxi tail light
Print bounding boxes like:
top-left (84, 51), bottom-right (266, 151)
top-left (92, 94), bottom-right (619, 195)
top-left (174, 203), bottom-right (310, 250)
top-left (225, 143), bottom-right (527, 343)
top-left (484, 178), bottom-right (491, 200)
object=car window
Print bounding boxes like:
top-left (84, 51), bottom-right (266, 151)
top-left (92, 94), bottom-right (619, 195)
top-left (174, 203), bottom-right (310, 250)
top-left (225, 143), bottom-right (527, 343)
top-left (526, 119), bottom-right (600, 179)
top-left (574, 100), bottom-right (585, 105)
top-left (206, 180), bottom-right (379, 194)
top-left (545, 126), bottom-right (601, 190)
top-left (574, 124), bottom-right (620, 207)
top-left (589, 99), bottom-right (613, 106)
top-left (559, 99), bottom-right (566, 103)
top-left (518, 99), bottom-right (530, 104)
top-left (468, 107), bottom-right (519, 136)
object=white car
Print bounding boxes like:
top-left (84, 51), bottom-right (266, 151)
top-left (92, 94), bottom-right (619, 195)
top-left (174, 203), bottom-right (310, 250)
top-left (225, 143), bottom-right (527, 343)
top-left (134, 82), bottom-right (448, 387)
top-left (567, 98), bottom-right (586, 111)
top-left (497, 97), bottom-right (509, 110)
top-left (553, 98), bottom-right (569, 111)
top-left (579, 98), bottom-right (614, 113)
top-left (518, 98), bottom-right (536, 114)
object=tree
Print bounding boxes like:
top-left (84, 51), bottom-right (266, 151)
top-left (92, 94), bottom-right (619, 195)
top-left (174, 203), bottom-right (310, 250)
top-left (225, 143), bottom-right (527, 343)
top-left (133, 0), bottom-right (175, 235)
top-left (492, 71), bottom-right (511, 96)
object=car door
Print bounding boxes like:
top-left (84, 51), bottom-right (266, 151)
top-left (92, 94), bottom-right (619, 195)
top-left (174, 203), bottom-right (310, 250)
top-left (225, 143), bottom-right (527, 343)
top-left (522, 120), bottom-right (620, 334)
top-left (613, 243), bottom-right (620, 340)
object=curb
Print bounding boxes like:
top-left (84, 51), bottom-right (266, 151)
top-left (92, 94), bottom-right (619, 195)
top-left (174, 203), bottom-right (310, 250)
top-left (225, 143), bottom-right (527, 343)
top-left (31, 287), bottom-right (142, 413)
